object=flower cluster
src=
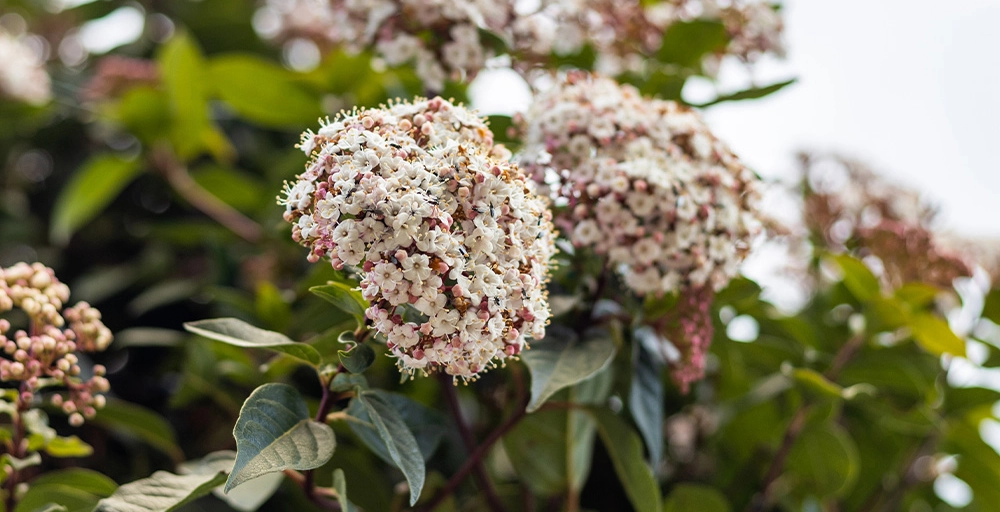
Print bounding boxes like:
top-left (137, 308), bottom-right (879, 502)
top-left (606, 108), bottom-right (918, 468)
top-left (281, 97), bottom-right (557, 381)
top-left (255, 0), bottom-right (784, 88)
top-left (800, 153), bottom-right (973, 289)
top-left (518, 72), bottom-right (763, 297)
top-left (0, 263), bottom-right (112, 427)
top-left (0, 29), bottom-right (51, 105)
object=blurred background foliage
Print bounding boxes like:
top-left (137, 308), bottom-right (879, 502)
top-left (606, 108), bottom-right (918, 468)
top-left (2, 0), bottom-right (1000, 511)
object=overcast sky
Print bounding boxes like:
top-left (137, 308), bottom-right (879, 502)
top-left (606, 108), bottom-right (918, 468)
top-left (702, 0), bottom-right (1000, 236)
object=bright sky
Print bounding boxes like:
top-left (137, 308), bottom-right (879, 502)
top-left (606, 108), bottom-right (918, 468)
top-left (703, 0), bottom-right (1000, 237)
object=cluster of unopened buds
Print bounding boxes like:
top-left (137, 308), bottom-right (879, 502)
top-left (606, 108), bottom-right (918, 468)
top-left (517, 72), bottom-right (762, 389)
top-left (281, 97), bottom-right (556, 381)
top-left (256, 0), bottom-right (784, 89)
top-left (0, 263), bottom-right (112, 427)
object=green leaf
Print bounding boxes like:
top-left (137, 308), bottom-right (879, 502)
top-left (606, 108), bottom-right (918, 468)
top-left (786, 423), bottom-right (859, 498)
top-left (833, 254), bottom-right (881, 302)
top-left (332, 468), bottom-right (356, 512)
top-left (184, 317), bottom-right (321, 366)
top-left (350, 391), bottom-right (425, 505)
top-left (589, 409), bottom-right (662, 512)
top-left (208, 54), bottom-right (320, 127)
top-left (26, 505), bottom-right (67, 512)
top-left (228, 383), bottom-right (336, 492)
top-left (340, 343), bottom-right (376, 374)
top-left (983, 288), bottom-right (1000, 325)
top-left (663, 484), bottom-right (731, 512)
top-left (909, 313), bottom-right (965, 357)
top-left (310, 283), bottom-right (369, 324)
top-left (788, 366), bottom-right (844, 400)
top-left (91, 398), bottom-right (184, 463)
top-left (95, 470), bottom-right (227, 512)
top-left (192, 165), bottom-right (267, 214)
top-left (693, 79), bottom-right (796, 108)
top-left (657, 20), bottom-right (728, 71)
top-left (15, 469), bottom-right (117, 512)
top-left (44, 435), bottom-right (94, 458)
top-left (522, 326), bottom-right (617, 412)
top-left (50, 154), bottom-right (142, 245)
top-left (158, 32), bottom-right (210, 159)
top-left (179, 450), bottom-right (283, 512)
top-left (894, 283), bottom-right (940, 310)
top-left (1, 452), bottom-right (41, 471)
top-left (629, 329), bottom-right (664, 467)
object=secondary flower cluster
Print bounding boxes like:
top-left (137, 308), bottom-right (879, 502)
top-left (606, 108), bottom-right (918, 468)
top-left (0, 29), bottom-right (51, 105)
top-left (256, 0), bottom-right (784, 88)
top-left (800, 153), bottom-right (972, 289)
top-left (0, 263), bottom-right (112, 427)
top-left (518, 73), bottom-right (763, 297)
top-left (281, 97), bottom-right (556, 380)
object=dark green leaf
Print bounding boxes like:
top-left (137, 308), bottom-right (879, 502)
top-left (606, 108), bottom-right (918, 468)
top-left (208, 54), bottom-right (320, 127)
top-left (350, 391), bottom-right (425, 505)
top-left (629, 328), bottom-right (664, 467)
top-left (909, 313), bottom-right (965, 357)
top-left (340, 343), bottom-right (376, 374)
top-left (95, 470), bottom-right (227, 512)
top-left (310, 283), bottom-right (369, 324)
top-left (663, 484), bottom-right (731, 512)
top-left (91, 399), bottom-right (184, 463)
top-left (184, 317), bottom-right (321, 366)
top-left (16, 469), bottom-right (117, 512)
top-left (228, 383), bottom-right (336, 491)
top-left (693, 79), bottom-right (796, 108)
top-left (179, 450), bottom-right (284, 512)
top-left (50, 154), bottom-right (142, 245)
top-left (589, 409), bottom-right (661, 512)
top-left (983, 289), bottom-right (1000, 325)
top-left (657, 20), bottom-right (728, 71)
top-left (786, 423), bottom-right (859, 498)
top-left (522, 326), bottom-right (617, 412)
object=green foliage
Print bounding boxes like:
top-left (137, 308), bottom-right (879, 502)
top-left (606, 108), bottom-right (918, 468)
top-left (657, 20), bottom-right (729, 72)
top-left (208, 55), bottom-right (321, 128)
top-left (90, 399), bottom-right (185, 463)
top-left (663, 484), bottom-right (731, 512)
top-left (15, 469), bottom-right (117, 512)
top-left (49, 155), bottom-right (142, 245)
top-left (590, 408), bottom-right (662, 512)
top-left (629, 329), bottom-right (665, 467)
top-left (310, 283), bottom-right (369, 326)
top-left (347, 390), bottom-right (426, 505)
top-left (185, 317), bottom-right (322, 366)
top-left (228, 383), bottom-right (336, 491)
top-left (521, 325), bottom-right (617, 412)
top-left (94, 470), bottom-right (227, 512)
top-left (339, 343), bottom-right (376, 374)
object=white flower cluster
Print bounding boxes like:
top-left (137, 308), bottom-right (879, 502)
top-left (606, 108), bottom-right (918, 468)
top-left (518, 73), bottom-right (762, 296)
top-left (256, 0), bottom-right (784, 87)
top-left (0, 263), bottom-right (112, 426)
top-left (0, 30), bottom-right (51, 106)
top-left (281, 97), bottom-right (556, 381)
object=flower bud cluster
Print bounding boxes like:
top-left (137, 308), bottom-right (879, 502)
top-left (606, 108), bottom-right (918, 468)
top-left (0, 29), bottom-right (51, 106)
top-left (281, 97), bottom-right (557, 381)
top-left (518, 73), bottom-right (763, 297)
top-left (0, 263), bottom-right (112, 425)
top-left (256, 0), bottom-right (784, 88)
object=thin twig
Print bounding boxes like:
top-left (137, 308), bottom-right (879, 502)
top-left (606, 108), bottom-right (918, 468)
top-left (438, 375), bottom-right (507, 512)
top-left (303, 373), bottom-right (338, 504)
top-left (151, 147), bottom-right (263, 243)
top-left (748, 335), bottom-right (865, 512)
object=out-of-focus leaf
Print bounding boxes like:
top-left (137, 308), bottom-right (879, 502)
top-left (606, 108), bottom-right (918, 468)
top-left (895, 283), bottom-right (940, 310)
top-left (589, 409), bottom-right (661, 512)
top-left (833, 254), bottom-right (880, 302)
top-left (310, 283), bottom-right (369, 325)
top-left (50, 154), bottom-right (142, 245)
top-left (116, 87), bottom-right (171, 143)
top-left (787, 366), bottom-right (844, 400)
top-left (228, 383), bottom-right (336, 491)
top-left (331, 468), bottom-right (357, 512)
top-left (346, 391), bottom-right (444, 462)
top-left (114, 328), bottom-right (185, 348)
top-left (128, 279), bottom-right (200, 316)
top-left (786, 423), bottom-right (859, 498)
top-left (522, 326), bottom-right (617, 412)
top-left (948, 419), bottom-right (1000, 507)
top-left (693, 79), bottom-right (796, 107)
top-left (657, 20), bottom-right (728, 71)
top-left (208, 54), bottom-right (321, 127)
top-left (184, 317), bottom-right (321, 366)
top-left (91, 399), bottom-right (184, 463)
top-left (663, 484), bottom-right (731, 512)
top-left (95, 470), bottom-right (227, 512)
top-left (629, 329), bottom-right (664, 467)
top-left (983, 289), bottom-right (1000, 325)
top-left (909, 313), bottom-right (965, 357)
top-left (15, 469), bottom-right (117, 512)
top-left (255, 281), bottom-right (291, 332)
top-left (158, 32), bottom-right (211, 159)
top-left (191, 165), bottom-right (267, 213)
top-left (43, 436), bottom-right (94, 458)
top-left (349, 390), bottom-right (425, 505)
top-left (179, 450), bottom-right (283, 512)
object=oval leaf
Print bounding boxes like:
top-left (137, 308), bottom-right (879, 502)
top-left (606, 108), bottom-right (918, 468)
top-left (589, 409), bottom-right (662, 512)
top-left (15, 469), bottom-right (117, 512)
top-left (184, 318), bottom-right (321, 366)
top-left (89, 398), bottom-right (184, 462)
top-left (351, 391), bottom-right (425, 505)
top-left (95, 470), bottom-right (227, 512)
top-left (909, 313), bottom-right (966, 357)
top-left (208, 54), bottom-right (320, 127)
top-left (179, 450), bottom-right (283, 512)
top-left (339, 343), bottom-right (376, 374)
top-left (833, 254), bottom-right (880, 302)
top-left (50, 155), bottom-right (142, 245)
top-left (522, 326), bottom-right (617, 412)
top-left (310, 283), bottom-right (369, 323)
top-left (228, 383), bottom-right (336, 492)
top-left (629, 336), bottom-right (665, 467)
top-left (786, 423), bottom-right (859, 498)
